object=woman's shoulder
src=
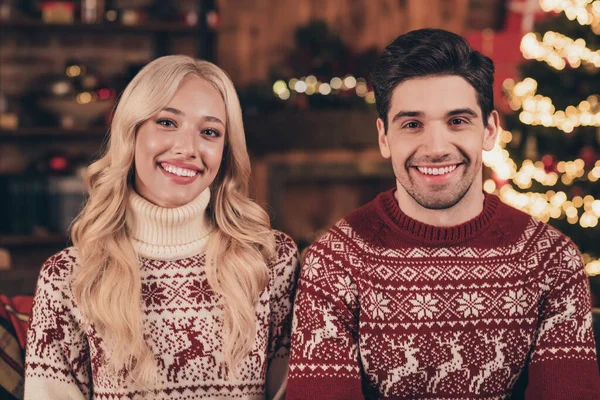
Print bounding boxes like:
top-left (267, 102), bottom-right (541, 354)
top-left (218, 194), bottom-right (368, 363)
top-left (272, 230), bottom-right (299, 263)
top-left (269, 230), bottom-right (300, 299)
top-left (38, 246), bottom-right (80, 282)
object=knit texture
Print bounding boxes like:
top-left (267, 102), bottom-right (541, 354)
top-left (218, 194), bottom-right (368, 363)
top-left (24, 224), bottom-right (299, 399)
top-left (126, 188), bottom-right (213, 260)
top-left (287, 189), bottom-right (600, 400)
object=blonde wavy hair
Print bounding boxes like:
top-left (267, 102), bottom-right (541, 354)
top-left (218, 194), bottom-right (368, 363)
top-left (71, 55), bottom-right (276, 387)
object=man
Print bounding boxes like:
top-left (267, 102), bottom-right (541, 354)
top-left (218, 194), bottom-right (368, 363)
top-left (287, 29), bottom-right (600, 399)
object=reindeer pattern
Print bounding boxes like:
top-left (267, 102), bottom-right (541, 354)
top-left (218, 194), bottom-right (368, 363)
top-left (361, 330), bottom-right (531, 397)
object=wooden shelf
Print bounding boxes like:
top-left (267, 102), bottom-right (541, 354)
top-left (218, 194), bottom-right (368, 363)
top-left (0, 127), bottom-right (107, 140)
top-left (2, 20), bottom-right (200, 34)
top-left (0, 234), bottom-right (69, 248)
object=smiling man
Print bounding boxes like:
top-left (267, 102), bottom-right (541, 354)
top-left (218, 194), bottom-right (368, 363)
top-left (287, 29), bottom-right (600, 399)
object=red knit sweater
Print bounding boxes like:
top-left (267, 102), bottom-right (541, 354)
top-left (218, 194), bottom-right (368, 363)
top-left (287, 190), bottom-right (600, 400)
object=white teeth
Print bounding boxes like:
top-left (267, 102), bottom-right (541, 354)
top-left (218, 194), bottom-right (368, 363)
top-left (417, 165), bottom-right (458, 176)
top-left (161, 163), bottom-right (198, 177)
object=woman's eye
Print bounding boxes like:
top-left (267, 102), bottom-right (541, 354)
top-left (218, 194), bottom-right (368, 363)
top-left (202, 128), bottom-right (221, 137)
top-left (157, 119), bottom-right (176, 128)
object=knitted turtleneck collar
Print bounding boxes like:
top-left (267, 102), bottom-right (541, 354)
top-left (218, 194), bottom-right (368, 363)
top-left (126, 189), bottom-right (213, 260)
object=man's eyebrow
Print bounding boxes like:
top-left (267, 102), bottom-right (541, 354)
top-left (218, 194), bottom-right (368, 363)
top-left (446, 108), bottom-right (479, 118)
top-left (391, 110), bottom-right (425, 123)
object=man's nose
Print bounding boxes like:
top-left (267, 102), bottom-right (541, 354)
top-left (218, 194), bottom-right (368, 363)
top-left (422, 126), bottom-right (452, 159)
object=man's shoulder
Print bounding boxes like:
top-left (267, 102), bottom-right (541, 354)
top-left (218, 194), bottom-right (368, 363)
top-left (496, 200), bottom-right (584, 271)
top-left (308, 193), bottom-right (388, 256)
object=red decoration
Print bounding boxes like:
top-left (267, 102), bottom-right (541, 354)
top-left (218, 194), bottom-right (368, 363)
top-left (570, 186), bottom-right (584, 198)
top-left (579, 146), bottom-right (597, 168)
top-left (49, 156), bottom-right (69, 172)
top-left (206, 10), bottom-right (220, 29)
top-left (541, 154), bottom-right (557, 173)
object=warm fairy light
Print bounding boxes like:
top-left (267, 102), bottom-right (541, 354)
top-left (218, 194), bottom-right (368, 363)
top-left (365, 91), bottom-right (376, 104)
top-left (66, 65), bottom-right (82, 77)
top-left (586, 259), bottom-right (600, 276)
top-left (294, 81), bottom-right (307, 93)
top-left (344, 75), bottom-right (357, 89)
top-left (76, 92), bottom-right (92, 104)
top-left (540, 0), bottom-right (600, 32)
top-left (508, 26), bottom-right (600, 134)
top-left (319, 83), bottom-right (332, 95)
top-left (483, 179), bottom-right (497, 193)
top-left (482, 130), bottom-right (599, 227)
top-left (330, 77), bottom-right (342, 89)
top-left (505, 77), bottom-right (600, 133)
top-left (273, 80), bottom-right (287, 96)
top-left (279, 90), bottom-right (290, 100)
top-left (521, 31), bottom-right (600, 69)
top-left (272, 75), bottom-right (375, 104)
top-left (497, 1), bottom-right (600, 269)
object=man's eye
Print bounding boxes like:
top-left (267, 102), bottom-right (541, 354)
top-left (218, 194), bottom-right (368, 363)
top-left (403, 122), bottom-right (420, 129)
top-left (451, 118), bottom-right (467, 125)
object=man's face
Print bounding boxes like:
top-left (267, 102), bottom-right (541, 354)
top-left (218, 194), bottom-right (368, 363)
top-left (377, 75), bottom-right (498, 210)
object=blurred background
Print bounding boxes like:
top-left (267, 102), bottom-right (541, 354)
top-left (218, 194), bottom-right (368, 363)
top-left (0, 0), bottom-right (599, 305)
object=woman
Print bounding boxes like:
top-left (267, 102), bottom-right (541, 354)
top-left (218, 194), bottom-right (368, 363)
top-left (25, 55), bottom-right (299, 399)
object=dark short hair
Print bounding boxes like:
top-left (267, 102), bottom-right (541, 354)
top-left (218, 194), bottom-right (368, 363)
top-left (371, 28), bottom-right (495, 130)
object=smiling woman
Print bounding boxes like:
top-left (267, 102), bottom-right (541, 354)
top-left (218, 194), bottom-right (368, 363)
top-left (24, 55), bottom-right (299, 400)
top-left (134, 76), bottom-right (227, 208)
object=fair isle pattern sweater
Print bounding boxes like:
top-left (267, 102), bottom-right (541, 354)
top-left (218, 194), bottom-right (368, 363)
top-left (287, 190), bottom-right (600, 400)
top-left (24, 190), bottom-right (300, 399)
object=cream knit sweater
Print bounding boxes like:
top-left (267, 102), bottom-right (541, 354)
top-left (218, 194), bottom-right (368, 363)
top-left (25, 189), bottom-right (300, 399)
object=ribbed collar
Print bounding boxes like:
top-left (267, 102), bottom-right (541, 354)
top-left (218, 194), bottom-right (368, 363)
top-left (376, 189), bottom-right (501, 245)
top-left (126, 189), bottom-right (213, 260)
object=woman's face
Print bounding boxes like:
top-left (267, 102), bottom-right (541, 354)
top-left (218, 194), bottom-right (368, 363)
top-left (134, 76), bottom-right (227, 208)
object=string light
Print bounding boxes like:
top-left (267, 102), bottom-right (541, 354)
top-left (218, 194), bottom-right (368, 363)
top-left (482, 128), bottom-right (590, 187)
top-left (504, 78), bottom-right (600, 133)
top-left (584, 255), bottom-right (600, 276)
top-left (539, 0), bottom-right (600, 32)
top-left (483, 129), bottom-right (600, 227)
top-left (492, 1), bottom-right (600, 275)
top-left (272, 75), bottom-right (375, 104)
top-left (521, 31), bottom-right (600, 69)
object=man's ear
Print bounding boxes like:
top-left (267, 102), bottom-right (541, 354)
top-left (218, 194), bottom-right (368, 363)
top-left (482, 110), bottom-right (500, 152)
top-left (377, 118), bottom-right (391, 159)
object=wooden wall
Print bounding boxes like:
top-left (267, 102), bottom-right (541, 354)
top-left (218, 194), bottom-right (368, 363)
top-left (216, 0), bottom-right (507, 85)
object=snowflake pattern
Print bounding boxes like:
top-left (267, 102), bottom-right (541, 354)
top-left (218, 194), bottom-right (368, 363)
top-left (408, 293), bottom-right (440, 319)
top-left (562, 245), bottom-right (581, 270)
top-left (334, 275), bottom-right (356, 305)
top-left (502, 289), bottom-right (528, 316)
top-left (26, 232), bottom-right (300, 399)
top-left (456, 292), bottom-right (486, 318)
top-left (303, 253), bottom-right (322, 280)
top-left (367, 292), bottom-right (391, 320)
top-left (187, 279), bottom-right (214, 303)
top-left (42, 253), bottom-right (70, 278)
top-left (141, 282), bottom-right (168, 308)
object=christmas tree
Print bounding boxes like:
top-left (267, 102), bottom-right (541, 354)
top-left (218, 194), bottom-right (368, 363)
top-left (483, 0), bottom-right (600, 294)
